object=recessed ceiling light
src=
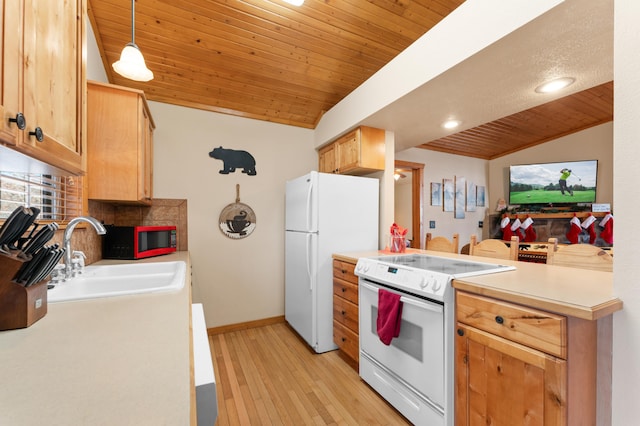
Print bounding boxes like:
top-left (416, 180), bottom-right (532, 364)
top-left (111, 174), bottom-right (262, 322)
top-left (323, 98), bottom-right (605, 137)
top-left (283, 0), bottom-right (304, 5)
top-left (535, 77), bottom-right (576, 94)
top-left (442, 119), bottom-right (461, 130)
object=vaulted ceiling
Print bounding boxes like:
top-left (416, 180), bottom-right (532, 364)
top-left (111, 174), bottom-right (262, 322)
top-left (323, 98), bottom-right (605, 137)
top-left (89, 0), bottom-right (613, 159)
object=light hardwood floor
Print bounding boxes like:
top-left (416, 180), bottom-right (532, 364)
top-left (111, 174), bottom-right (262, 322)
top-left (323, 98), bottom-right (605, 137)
top-left (209, 322), bottom-right (411, 425)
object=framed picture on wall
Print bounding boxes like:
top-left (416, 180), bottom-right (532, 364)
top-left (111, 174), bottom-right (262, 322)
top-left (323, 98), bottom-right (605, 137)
top-left (477, 186), bottom-right (486, 207)
top-left (454, 176), bottom-right (466, 219)
top-left (443, 179), bottom-right (454, 212)
top-left (466, 181), bottom-right (476, 212)
top-left (430, 182), bottom-right (442, 206)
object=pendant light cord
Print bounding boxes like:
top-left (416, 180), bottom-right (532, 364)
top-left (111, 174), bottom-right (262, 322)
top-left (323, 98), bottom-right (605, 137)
top-left (130, 0), bottom-right (135, 45)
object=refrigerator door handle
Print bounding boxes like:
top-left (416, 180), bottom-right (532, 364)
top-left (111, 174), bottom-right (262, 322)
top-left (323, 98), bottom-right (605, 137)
top-left (305, 179), bottom-right (314, 232)
top-left (306, 233), bottom-right (313, 290)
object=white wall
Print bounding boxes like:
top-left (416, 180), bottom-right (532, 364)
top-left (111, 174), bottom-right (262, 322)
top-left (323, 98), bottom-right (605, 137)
top-left (86, 21), bottom-right (107, 83)
top-left (314, 0), bottom-right (563, 148)
top-left (394, 178), bottom-right (413, 244)
top-left (488, 122), bottom-right (613, 211)
top-left (149, 102), bottom-right (316, 327)
top-left (395, 148), bottom-right (488, 248)
top-left (612, 1), bottom-right (640, 423)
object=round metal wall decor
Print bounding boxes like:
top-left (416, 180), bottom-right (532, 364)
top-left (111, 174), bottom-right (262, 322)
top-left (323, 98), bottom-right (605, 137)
top-left (219, 184), bottom-right (256, 239)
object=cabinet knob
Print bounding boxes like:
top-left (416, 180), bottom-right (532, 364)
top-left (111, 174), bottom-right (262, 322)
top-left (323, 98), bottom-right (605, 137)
top-left (341, 287), bottom-right (346, 292)
top-left (29, 127), bottom-right (44, 142)
top-left (342, 337), bottom-right (346, 342)
top-left (341, 310), bottom-right (346, 316)
top-left (495, 315), bottom-right (505, 325)
top-left (8, 112), bottom-right (26, 130)
top-left (457, 328), bottom-right (465, 336)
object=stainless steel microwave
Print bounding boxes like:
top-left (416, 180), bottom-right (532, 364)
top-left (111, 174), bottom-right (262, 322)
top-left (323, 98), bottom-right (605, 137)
top-left (102, 225), bottom-right (177, 259)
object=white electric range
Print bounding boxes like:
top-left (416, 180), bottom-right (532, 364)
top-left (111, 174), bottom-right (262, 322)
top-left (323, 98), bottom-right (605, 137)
top-left (355, 253), bottom-right (515, 426)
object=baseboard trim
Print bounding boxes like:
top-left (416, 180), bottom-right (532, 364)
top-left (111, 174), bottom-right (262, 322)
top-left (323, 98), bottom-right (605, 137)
top-left (207, 315), bottom-right (285, 335)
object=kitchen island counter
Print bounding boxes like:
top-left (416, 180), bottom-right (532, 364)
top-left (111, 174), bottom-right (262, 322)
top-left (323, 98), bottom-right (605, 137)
top-left (0, 252), bottom-right (194, 426)
top-left (333, 249), bottom-right (622, 320)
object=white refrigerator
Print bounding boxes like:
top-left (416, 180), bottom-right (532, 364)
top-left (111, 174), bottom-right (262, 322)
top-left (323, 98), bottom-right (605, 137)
top-left (285, 171), bottom-right (379, 353)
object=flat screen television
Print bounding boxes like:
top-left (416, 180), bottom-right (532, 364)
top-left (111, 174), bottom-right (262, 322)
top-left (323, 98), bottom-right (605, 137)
top-left (509, 160), bottom-right (598, 205)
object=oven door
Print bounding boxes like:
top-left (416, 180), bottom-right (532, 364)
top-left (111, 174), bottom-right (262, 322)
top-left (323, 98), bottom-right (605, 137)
top-left (359, 280), bottom-right (444, 408)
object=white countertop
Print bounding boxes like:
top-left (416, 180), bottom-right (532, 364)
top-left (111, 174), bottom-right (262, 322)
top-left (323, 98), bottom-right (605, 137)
top-left (333, 249), bottom-right (622, 320)
top-left (0, 252), bottom-right (193, 426)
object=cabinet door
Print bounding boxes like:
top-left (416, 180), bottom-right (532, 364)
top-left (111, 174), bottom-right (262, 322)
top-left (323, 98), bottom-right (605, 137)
top-left (140, 99), bottom-right (153, 201)
top-left (336, 130), bottom-right (359, 173)
top-left (1, 0), bottom-right (85, 174)
top-left (1, 0), bottom-right (23, 146)
top-left (318, 143), bottom-right (337, 173)
top-left (87, 82), bottom-right (154, 204)
top-left (455, 323), bottom-right (566, 426)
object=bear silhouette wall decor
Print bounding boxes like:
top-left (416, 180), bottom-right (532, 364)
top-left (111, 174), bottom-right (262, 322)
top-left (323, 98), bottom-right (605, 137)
top-left (209, 146), bottom-right (257, 176)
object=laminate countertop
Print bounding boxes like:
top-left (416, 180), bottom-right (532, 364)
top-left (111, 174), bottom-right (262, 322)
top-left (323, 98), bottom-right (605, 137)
top-left (0, 252), bottom-right (193, 426)
top-left (333, 249), bottom-right (622, 320)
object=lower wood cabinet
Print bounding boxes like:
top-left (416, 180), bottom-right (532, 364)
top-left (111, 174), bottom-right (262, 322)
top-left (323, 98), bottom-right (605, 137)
top-left (455, 291), bottom-right (597, 426)
top-left (332, 259), bottom-right (359, 368)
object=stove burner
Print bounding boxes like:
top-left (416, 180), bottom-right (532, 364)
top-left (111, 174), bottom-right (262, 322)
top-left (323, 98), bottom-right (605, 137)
top-left (370, 254), bottom-right (512, 275)
top-left (356, 254), bottom-right (516, 301)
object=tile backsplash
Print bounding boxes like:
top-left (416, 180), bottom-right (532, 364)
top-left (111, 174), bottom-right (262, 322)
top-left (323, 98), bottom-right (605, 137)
top-left (49, 199), bottom-right (188, 265)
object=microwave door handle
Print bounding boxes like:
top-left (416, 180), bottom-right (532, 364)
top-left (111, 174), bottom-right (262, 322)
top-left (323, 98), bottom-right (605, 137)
top-left (360, 281), bottom-right (443, 314)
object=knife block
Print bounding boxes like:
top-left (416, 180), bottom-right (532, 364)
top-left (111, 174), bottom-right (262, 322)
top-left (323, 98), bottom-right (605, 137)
top-left (0, 253), bottom-right (48, 331)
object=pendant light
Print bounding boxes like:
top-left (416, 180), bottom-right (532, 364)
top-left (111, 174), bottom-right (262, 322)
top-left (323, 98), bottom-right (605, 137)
top-left (112, 0), bottom-right (154, 82)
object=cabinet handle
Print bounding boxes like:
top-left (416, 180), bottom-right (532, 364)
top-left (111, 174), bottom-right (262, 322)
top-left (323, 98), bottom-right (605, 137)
top-left (341, 337), bottom-right (346, 342)
top-left (457, 328), bottom-right (464, 336)
top-left (8, 113), bottom-right (26, 130)
top-left (341, 287), bottom-right (346, 292)
top-left (495, 315), bottom-right (504, 325)
top-left (341, 310), bottom-right (346, 315)
top-left (28, 127), bottom-right (44, 142)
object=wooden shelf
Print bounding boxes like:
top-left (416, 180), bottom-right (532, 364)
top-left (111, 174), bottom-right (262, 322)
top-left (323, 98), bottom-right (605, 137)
top-left (502, 211), bottom-right (607, 220)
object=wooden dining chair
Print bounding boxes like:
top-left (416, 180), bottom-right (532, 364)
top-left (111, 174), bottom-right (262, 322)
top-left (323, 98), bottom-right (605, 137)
top-left (469, 235), bottom-right (519, 261)
top-left (425, 233), bottom-right (459, 254)
top-left (546, 238), bottom-right (613, 272)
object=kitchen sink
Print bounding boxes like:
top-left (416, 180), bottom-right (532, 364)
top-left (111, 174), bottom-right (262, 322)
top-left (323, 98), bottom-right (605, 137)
top-left (47, 261), bottom-right (186, 303)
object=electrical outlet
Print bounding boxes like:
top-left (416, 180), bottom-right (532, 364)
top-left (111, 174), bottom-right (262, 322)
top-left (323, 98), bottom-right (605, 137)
top-left (478, 221), bottom-right (483, 228)
top-left (429, 221), bottom-right (436, 229)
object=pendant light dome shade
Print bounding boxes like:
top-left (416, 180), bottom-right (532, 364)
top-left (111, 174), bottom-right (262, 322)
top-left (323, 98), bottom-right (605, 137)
top-left (112, 0), bottom-right (153, 82)
top-left (113, 42), bottom-right (154, 82)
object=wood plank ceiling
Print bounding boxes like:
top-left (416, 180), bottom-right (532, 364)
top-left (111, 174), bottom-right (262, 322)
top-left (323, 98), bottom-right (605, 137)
top-left (419, 81), bottom-right (613, 160)
top-left (89, 0), bottom-right (613, 159)
top-left (89, 0), bottom-right (464, 128)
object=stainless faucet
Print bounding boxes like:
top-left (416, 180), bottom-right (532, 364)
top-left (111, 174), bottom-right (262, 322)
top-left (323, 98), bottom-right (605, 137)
top-left (62, 216), bottom-right (106, 278)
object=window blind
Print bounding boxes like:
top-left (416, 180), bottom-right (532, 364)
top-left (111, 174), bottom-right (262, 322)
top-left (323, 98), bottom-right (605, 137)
top-left (0, 172), bottom-right (82, 222)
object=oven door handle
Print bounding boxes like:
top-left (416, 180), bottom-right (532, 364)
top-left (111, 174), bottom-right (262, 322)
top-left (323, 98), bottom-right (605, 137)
top-left (361, 282), bottom-right (443, 314)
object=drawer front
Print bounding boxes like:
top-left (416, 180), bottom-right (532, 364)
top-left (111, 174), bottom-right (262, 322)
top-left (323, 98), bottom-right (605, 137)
top-left (333, 294), bottom-right (359, 333)
top-left (333, 278), bottom-right (358, 305)
top-left (333, 260), bottom-right (357, 284)
top-left (456, 291), bottom-right (567, 358)
top-left (333, 320), bottom-right (359, 362)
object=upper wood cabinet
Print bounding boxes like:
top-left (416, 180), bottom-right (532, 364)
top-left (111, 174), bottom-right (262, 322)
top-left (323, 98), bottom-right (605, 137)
top-left (87, 81), bottom-right (155, 205)
top-left (0, 0), bottom-right (86, 175)
top-left (318, 126), bottom-right (385, 175)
